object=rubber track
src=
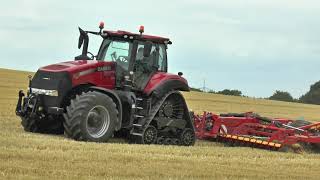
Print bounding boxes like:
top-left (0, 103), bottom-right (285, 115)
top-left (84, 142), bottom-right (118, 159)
top-left (132, 90), bottom-right (188, 142)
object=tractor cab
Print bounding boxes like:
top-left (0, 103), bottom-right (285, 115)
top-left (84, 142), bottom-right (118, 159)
top-left (76, 23), bottom-right (171, 91)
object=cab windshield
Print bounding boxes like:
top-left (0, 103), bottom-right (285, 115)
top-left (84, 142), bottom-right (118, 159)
top-left (97, 39), bottom-right (132, 70)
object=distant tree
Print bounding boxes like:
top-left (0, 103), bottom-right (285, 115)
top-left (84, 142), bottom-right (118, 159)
top-left (190, 87), bottom-right (203, 92)
top-left (299, 80), bottom-right (320, 105)
top-left (269, 90), bottom-right (294, 102)
top-left (217, 89), bottom-right (242, 96)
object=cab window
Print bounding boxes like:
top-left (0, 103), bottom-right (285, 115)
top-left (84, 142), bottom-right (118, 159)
top-left (158, 44), bottom-right (167, 72)
top-left (135, 43), bottom-right (167, 72)
top-left (98, 40), bottom-right (131, 70)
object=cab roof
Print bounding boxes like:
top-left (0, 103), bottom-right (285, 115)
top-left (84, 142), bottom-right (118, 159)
top-left (102, 30), bottom-right (172, 44)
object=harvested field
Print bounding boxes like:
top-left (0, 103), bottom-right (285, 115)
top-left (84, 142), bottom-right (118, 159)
top-left (1, 68), bottom-right (319, 179)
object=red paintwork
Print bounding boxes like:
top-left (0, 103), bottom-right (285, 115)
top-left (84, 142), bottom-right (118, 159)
top-left (103, 30), bottom-right (170, 44)
top-left (39, 60), bottom-right (187, 93)
top-left (39, 60), bottom-right (186, 94)
top-left (40, 60), bottom-right (110, 73)
top-left (194, 112), bottom-right (320, 146)
top-left (40, 60), bottom-right (116, 89)
top-left (143, 72), bottom-right (188, 95)
top-left (37, 28), bottom-right (179, 94)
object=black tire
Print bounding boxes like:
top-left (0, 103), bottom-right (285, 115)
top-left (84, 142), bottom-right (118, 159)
top-left (21, 117), bottom-right (39, 133)
top-left (180, 128), bottom-right (196, 146)
top-left (63, 91), bottom-right (118, 142)
top-left (21, 115), bottom-right (64, 134)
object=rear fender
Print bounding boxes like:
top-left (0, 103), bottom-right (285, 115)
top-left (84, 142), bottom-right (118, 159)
top-left (88, 86), bottom-right (123, 131)
top-left (144, 73), bottom-right (190, 98)
top-left (149, 80), bottom-right (189, 99)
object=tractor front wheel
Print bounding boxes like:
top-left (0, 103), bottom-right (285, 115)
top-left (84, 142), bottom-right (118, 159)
top-left (63, 91), bottom-right (118, 142)
top-left (21, 115), bottom-right (64, 134)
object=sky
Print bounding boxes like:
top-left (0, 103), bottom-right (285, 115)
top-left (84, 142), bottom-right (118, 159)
top-left (1, 0), bottom-right (320, 98)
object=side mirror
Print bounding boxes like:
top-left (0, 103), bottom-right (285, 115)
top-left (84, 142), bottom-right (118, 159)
top-left (143, 41), bottom-right (152, 57)
top-left (78, 27), bottom-right (87, 49)
top-left (75, 27), bottom-right (90, 60)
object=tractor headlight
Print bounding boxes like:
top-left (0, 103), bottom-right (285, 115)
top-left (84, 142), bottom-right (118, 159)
top-left (29, 88), bottom-right (58, 96)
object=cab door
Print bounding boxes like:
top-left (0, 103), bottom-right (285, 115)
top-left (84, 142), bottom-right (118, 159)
top-left (132, 42), bottom-right (168, 91)
top-left (97, 39), bottom-right (132, 88)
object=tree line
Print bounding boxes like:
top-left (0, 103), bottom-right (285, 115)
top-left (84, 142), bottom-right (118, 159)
top-left (190, 87), bottom-right (244, 96)
top-left (190, 80), bottom-right (320, 105)
top-left (269, 81), bottom-right (320, 105)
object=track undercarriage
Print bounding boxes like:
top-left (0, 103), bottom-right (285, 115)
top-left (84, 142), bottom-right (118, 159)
top-left (130, 91), bottom-right (196, 146)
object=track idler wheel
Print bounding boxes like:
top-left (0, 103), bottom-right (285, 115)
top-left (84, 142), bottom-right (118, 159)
top-left (172, 138), bottom-right (180, 145)
top-left (138, 125), bottom-right (158, 144)
top-left (164, 138), bottom-right (172, 145)
top-left (180, 128), bottom-right (196, 146)
top-left (157, 137), bottom-right (165, 144)
top-left (155, 137), bottom-right (180, 145)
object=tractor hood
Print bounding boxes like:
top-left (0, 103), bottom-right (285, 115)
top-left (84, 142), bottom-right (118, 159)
top-left (35, 60), bottom-right (116, 92)
top-left (39, 60), bottom-right (114, 73)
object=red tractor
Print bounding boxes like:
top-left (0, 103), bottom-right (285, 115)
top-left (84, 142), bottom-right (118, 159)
top-left (16, 23), bottom-right (195, 146)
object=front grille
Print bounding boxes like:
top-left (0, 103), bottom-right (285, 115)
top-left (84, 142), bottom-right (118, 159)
top-left (31, 70), bottom-right (72, 106)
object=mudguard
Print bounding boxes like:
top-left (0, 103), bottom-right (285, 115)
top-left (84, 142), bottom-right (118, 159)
top-left (144, 72), bottom-right (190, 97)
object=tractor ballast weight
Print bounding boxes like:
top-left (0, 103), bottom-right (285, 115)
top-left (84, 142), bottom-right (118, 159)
top-left (15, 23), bottom-right (196, 146)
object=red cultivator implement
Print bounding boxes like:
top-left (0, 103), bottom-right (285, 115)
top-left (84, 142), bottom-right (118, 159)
top-left (193, 112), bottom-right (320, 152)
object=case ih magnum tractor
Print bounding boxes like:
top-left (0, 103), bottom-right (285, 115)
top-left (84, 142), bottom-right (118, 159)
top-left (15, 23), bottom-right (195, 146)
